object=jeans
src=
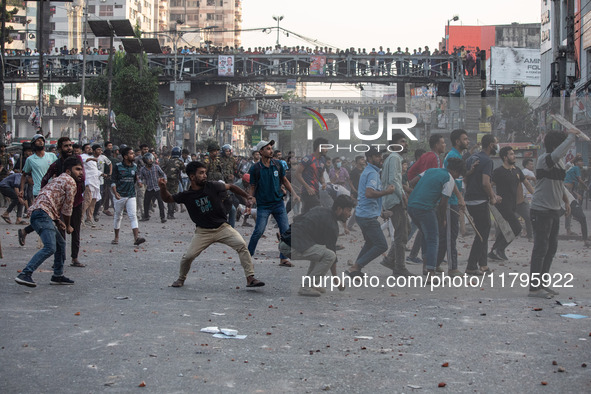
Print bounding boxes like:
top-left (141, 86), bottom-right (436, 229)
top-left (354, 216), bottom-right (388, 268)
top-left (491, 205), bottom-right (522, 252)
top-left (383, 204), bottom-right (409, 271)
top-left (529, 209), bottom-right (560, 291)
top-left (0, 185), bottom-right (23, 218)
top-left (228, 204), bottom-right (236, 228)
top-left (58, 203), bottom-right (82, 260)
top-left (22, 210), bottom-right (66, 276)
top-left (467, 202), bottom-right (491, 270)
top-left (437, 205), bottom-right (459, 270)
top-left (143, 189), bottom-right (166, 220)
top-left (515, 201), bottom-right (532, 239)
top-left (407, 206), bottom-right (439, 270)
top-left (248, 200), bottom-right (290, 259)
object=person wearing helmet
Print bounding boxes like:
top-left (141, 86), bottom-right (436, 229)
top-left (161, 147), bottom-right (185, 219)
top-left (139, 153), bottom-right (167, 223)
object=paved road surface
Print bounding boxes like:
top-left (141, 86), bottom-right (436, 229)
top-left (0, 210), bottom-right (589, 393)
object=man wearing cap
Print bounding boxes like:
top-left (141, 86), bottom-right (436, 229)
top-left (247, 140), bottom-right (300, 267)
top-left (346, 147), bottom-right (395, 277)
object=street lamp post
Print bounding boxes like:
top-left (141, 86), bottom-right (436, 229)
top-left (446, 15), bottom-right (459, 53)
top-left (272, 15), bottom-right (283, 46)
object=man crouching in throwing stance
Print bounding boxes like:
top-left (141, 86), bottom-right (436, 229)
top-left (159, 161), bottom-right (265, 288)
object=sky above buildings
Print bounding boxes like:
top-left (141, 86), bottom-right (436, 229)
top-left (241, 0), bottom-right (541, 51)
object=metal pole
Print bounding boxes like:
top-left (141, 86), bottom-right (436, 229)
top-left (79, 0), bottom-right (88, 143)
top-left (106, 31), bottom-right (114, 141)
top-left (276, 19), bottom-right (280, 46)
top-left (0, 0), bottom-right (7, 144)
top-left (37, 0), bottom-right (45, 131)
top-left (446, 20), bottom-right (450, 53)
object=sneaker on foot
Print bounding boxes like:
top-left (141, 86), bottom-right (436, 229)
top-left (50, 275), bottom-right (74, 285)
top-left (542, 287), bottom-right (560, 296)
top-left (242, 222), bottom-right (253, 227)
top-left (496, 249), bottom-right (509, 260)
top-left (298, 287), bottom-right (321, 297)
top-left (161, 218), bottom-right (167, 223)
top-left (406, 256), bottom-right (423, 264)
top-left (15, 272), bottom-right (36, 287)
top-left (488, 250), bottom-right (502, 261)
top-left (448, 269), bottom-right (463, 277)
top-left (392, 268), bottom-right (414, 277)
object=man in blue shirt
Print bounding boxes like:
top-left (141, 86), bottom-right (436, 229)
top-left (248, 140), bottom-right (300, 267)
top-left (436, 129), bottom-right (468, 276)
top-left (346, 147), bottom-right (395, 277)
top-left (407, 158), bottom-right (464, 279)
top-left (564, 156), bottom-right (589, 244)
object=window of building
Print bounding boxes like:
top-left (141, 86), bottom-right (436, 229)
top-left (215, 14), bottom-right (222, 21)
top-left (188, 0), bottom-right (199, 7)
top-left (98, 38), bottom-right (110, 49)
top-left (170, 0), bottom-right (182, 7)
top-left (207, 0), bottom-right (215, 5)
top-left (88, 5), bottom-right (96, 13)
top-left (99, 5), bottom-right (113, 16)
top-left (170, 14), bottom-right (182, 21)
top-left (49, 22), bottom-right (56, 31)
top-left (220, 0), bottom-right (223, 5)
top-left (206, 13), bottom-right (214, 20)
top-left (114, 4), bottom-right (123, 8)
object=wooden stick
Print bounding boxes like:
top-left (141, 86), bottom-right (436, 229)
top-left (551, 114), bottom-right (591, 142)
top-left (451, 208), bottom-right (483, 242)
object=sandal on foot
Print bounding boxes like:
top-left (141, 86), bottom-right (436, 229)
top-left (18, 229), bottom-right (26, 246)
top-left (111, 239), bottom-right (119, 245)
top-left (70, 261), bottom-right (86, 267)
top-left (16, 220), bottom-right (29, 225)
top-left (279, 261), bottom-right (294, 267)
top-left (134, 237), bottom-right (146, 246)
top-left (1, 215), bottom-right (11, 224)
top-left (171, 279), bottom-right (184, 287)
top-left (246, 276), bottom-right (265, 287)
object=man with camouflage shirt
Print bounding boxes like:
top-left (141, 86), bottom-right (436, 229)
top-left (219, 144), bottom-right (239, 227)
top-left (203, 143), bottom-right (224, 182)
top-left (161, 147), bottom-right (185, 219)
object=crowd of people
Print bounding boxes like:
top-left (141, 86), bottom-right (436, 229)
top-left (5, 43), bottom-right (480, 78)
top-left (7, 127), bottom-right (589, 298)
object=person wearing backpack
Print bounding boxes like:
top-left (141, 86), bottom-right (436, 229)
top-left (247, 140), bottom-right (300, 267)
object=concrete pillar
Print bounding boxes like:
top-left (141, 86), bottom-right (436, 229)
top-left (170, 81), bottom-right (191, 148)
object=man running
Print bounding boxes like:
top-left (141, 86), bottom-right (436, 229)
top-left (161, 161), bottom-right (265, 289)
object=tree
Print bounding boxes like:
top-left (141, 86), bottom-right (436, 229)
top-left (497, 87), bottom-right (537, 142)
top-left (58, 51), bottom-right (161, 146)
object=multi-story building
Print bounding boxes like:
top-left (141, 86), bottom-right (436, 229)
top-left (50, 0), bottom-right (158, 51)
top-left (168, 0), bottom-right (242, 48)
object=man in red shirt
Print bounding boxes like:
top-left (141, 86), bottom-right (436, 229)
top-left (15, 157), bottom-right (84, 287)
top-left (407, 134), bottom-right (446, 180)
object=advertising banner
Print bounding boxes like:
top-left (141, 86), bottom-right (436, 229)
top-left (490, 47), bottom-right (540, 86)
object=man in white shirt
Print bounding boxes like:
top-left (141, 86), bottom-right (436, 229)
top-left (81, 143), bottom-right (100, 227)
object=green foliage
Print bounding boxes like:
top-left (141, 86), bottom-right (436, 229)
top-left (58, 51), bottom-right (160, 146)
top-left (499, 88), bottom-right (537, 142)
top-left (195, 138), bottom-right (218, 153)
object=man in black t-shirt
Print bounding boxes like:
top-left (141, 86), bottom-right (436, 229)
top-left (159, 161), bottom-right (265, 289)
top-left (489, 147), bottom-right (534, 261)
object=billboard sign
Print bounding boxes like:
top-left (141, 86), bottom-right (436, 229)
top-left (490, 47), bottom-right (540, 86)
